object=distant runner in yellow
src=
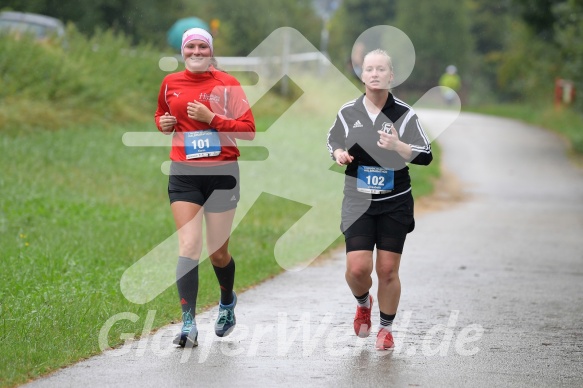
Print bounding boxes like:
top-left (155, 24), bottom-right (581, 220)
top-left (439, 65), bottom-right (461, 105)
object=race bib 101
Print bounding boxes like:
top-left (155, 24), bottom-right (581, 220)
top-left (184, 129), bottom-right (221, 159)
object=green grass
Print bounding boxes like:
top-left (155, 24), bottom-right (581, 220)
top-left (409, 141), bottom-right (441, 197)
top-left (0, 26), bottom-right (169, 134)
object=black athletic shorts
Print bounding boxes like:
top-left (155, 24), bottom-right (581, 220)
top-left (168, 161), bottom-right (240, 213)
top-left (341, 191), bottom-right (415, 254)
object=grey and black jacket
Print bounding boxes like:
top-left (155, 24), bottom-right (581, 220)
top-left (326, 93), bottom-right (432, 200)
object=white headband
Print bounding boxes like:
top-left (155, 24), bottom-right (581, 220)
top-left (181, 28), bottom-right (213, 57)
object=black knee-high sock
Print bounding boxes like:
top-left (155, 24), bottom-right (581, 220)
top-left (212, 257), bottom-right (235, 305)
top-left (176, 256), bottom-right (199, 316)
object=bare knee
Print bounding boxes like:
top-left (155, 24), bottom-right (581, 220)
top-left (179, 238), bottom-right (202, 259)
top-left (209, 249), bottom-right (231, 267)
top-left (346, 257), bottom-right (373, 281)
top-left (376, 251), bottom-right (401, 283)
top-left (380, 266), bottom-right (399, 283)
top-left (376, 261), bottom-right (400, 284)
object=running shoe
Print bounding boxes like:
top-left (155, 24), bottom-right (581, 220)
top-left (173, 311), bottom-right (198, 348)
top-left (375, 328), bottom-right (395, 350)
top-left (215, 292), bottom-right (237, 337)
top-left (353, 295), bottom-right (374, 338)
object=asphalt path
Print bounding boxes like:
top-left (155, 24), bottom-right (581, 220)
top-left (24, 112), bottom-right (583, 387)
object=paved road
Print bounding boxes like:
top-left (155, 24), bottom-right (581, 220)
top-left (25, 112), bottom-right (583, 387)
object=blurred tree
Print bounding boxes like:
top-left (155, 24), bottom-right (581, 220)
top-left (1, 0), bottom-right (325, 52)
top-left (195, 0), bottom-right (321, 56)
top-left (497, 0), bottom-right (581, 107)
top-left (328, 0), bottom-right (396, 70)
top-left (469, 1), bottom-right (511, 56)
top-left (553, 0), bottom-right (583, 110)
top-left (496, 20), bottom-right (558, 102)
top-left (553, 0), bottom-right (583, 78)
top-left (466, 0), bottom-right (513, 103)
top-left (339, 0), bottom-right (396, 43)
top-left (394, 0), bottom-right (472, 92)
top-left (0, 0), bottom-right (187, 47)
top-left (511, 0), bottom-right (563, 40)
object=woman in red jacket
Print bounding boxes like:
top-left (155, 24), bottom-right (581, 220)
top-left (155, 28), bottom-right (255, 348)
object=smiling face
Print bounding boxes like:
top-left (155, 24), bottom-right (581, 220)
top-left (182, 39), bottom-right (212, 73)
top-left (361, 52), bottom-right (394, 92)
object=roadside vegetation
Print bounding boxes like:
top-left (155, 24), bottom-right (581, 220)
top-left (0, 26), bottom-right (166, 134)
top-left (466, 104), bottom-right (583, 157)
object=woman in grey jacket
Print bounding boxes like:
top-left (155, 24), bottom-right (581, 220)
top-left (326, 49), bottom-right (432, 350)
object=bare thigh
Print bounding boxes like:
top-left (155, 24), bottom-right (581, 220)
top-left (171, 201), bottom-right (204, 259)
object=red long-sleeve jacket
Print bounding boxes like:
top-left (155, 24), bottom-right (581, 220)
top-left (155, 66), bottom-right (255, 163)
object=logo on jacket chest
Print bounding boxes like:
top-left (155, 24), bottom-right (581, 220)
top-left (381, 121), bottom-right (394, 134)
top-left (199, 92), bottom-right (221, 103)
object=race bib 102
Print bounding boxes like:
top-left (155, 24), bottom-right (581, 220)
top-left (356, 165), bottom-right (394, 194)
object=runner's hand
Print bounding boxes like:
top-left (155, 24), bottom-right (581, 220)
top-left (160, 112), bottom-right (177, 133)
top-left (377, 126), bottom-right (400, 150)
top-left (187, 101), bottom-right (215, 124)
top-left (334, 149), bottom-right (354, 166)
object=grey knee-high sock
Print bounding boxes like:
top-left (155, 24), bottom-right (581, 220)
top-left (176, 256), bottom-right (199, 315)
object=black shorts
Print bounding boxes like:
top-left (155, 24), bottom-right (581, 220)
top-left (168, 162), bottom-right (240, 213)
top-left (341, 191), bottom-right (415, 253)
